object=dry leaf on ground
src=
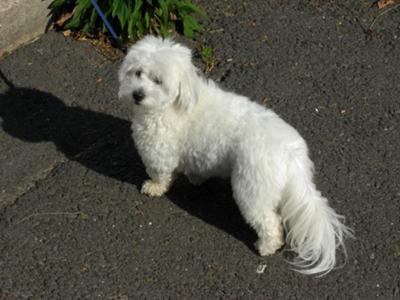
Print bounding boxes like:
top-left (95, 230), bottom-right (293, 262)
top-left (376, 0), bottom-right (395, 9)
top-left (62, 30), bottom-right (72, 37)
top-left (56, 10), bottom-right (75, 27)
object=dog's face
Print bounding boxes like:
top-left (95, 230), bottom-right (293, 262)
top-left (118, 36), bottom-right (198, 111)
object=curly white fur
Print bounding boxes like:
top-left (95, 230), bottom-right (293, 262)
top-left (118, 36), bottom-right (353, 276)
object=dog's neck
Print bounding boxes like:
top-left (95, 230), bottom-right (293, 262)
top-left (133, 104), bottom-right (189, 121)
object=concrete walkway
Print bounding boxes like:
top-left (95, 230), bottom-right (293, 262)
top-left (0, 0), bottom-right (51, 57)
top-left (0, 1), bottom-right (399, 298)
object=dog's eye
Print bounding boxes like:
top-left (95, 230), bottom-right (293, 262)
top-left (135, 70), bottom-right (142, 78)
top-left (154, 77), bottom-right (162, 85)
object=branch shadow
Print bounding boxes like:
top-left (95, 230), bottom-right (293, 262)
top-left (0, 77), bottom-right (256, 252)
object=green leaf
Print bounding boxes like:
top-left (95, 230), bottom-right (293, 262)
top-left (182, 14), bottom-right (201, 38)
top-left (111, 0), bottom-right (121, 17)
top-left (168, 20), bottom-right (176, 31)
top-left (49, 0), bottom-right (68, 9)
top-left (158, 0), bottom-right (169, 27)
top-left (53, 0), bottom-right (206, 42)
top-left (132, 0), bottom-right (143, 25)
top-left (116, 2), bottom-right (129, 29)
top-left (145, 12), bottom-right (150, 28)
top-left (82, 22), bottom-right (91, 33)
top-left (88, 7), bottom-right (98, 30)
top-left (65, 0), bottom-right (92, 29)
top-left (127, 0), bottom-right (143, 38)
top-left (128, 17), bottom-right (134, 39)
top-left (159, 23), bottom-right (169, 37)
top-left (177, 2), bottom-right (207, 19)
top-left (136, 18), bottom-right (145, 36)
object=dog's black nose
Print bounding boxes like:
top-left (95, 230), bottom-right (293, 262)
top-left (132, 89), bottom-right (145, 104)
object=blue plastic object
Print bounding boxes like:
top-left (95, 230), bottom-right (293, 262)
top-left (90, 0), bottom-right (118, 39)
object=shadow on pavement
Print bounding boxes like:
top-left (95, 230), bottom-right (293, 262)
top-left (0, 84), bottom-right (145, 186)
top-left (0, 74), bottom-right (256, 252)
top-left (167, 177), bottom-right (258, 253)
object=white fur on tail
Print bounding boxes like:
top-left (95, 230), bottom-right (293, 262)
top-left (281, 146), bottom-right (353, 276)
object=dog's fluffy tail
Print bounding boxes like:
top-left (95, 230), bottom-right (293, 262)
top-left (280, 145), bottom-right (353, 276)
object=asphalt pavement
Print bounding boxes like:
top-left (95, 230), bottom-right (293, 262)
top-left (0, 1), bottom-right (399, 299)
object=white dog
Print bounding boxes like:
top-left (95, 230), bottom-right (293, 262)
top-left (118, 36), bottom-right (353, 275)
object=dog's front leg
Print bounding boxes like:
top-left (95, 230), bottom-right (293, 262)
top-left (141, 173), bottom-right (174, 197)
top-left (133, 127), bottom-right (181, 197)
top-left (140, 155), bottom-right (178, 197)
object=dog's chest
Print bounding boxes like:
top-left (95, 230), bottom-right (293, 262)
top-left (131, 112), bottom-right (182, 160)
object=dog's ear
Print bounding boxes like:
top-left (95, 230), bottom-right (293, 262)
top-left (176, 65), bottom-right (199, 111)
top-left (118, 57), bottom-right (131, 83)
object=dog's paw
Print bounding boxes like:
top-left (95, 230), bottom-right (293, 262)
top-left (141, 180), bottom-right (168, 197)
top-left (255, 235), bottom-right (285, 256)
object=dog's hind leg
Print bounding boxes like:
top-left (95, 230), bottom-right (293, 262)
top-left (231, 163), bottom-right (285, 256)
top-left (253, 211), bottom-right (284, 256)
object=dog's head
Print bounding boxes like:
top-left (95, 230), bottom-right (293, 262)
top-left (118, 36), bottom-right (199, 111)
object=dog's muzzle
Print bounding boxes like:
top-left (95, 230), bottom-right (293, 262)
top-left (132, 89), bottom-right (145, 104)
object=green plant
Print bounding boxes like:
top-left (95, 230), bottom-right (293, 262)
top-left (200, 45), bottom-right (218, 73)
top-left (50, 0), bottom-right (207, 41)
top-left (200, 45), bottom-right (213, 63)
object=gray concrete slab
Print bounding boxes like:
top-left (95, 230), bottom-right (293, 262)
top-left (0, 1), bottom-right (399, 298)
top-left (0, 0), bottom-right (52, 57)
